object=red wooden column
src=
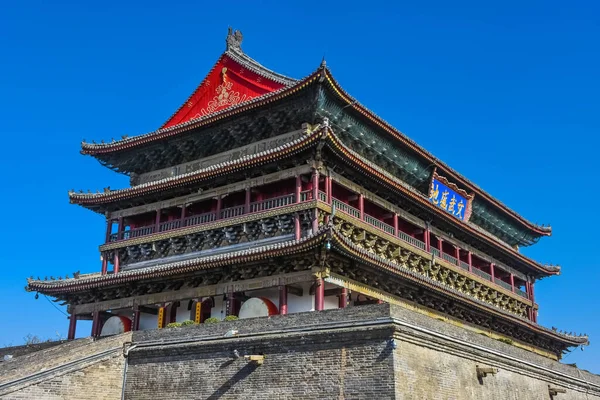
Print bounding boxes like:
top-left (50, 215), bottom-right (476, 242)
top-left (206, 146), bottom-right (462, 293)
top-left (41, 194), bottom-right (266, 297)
top-left (490, 263), bottom-right (495, 282)
top-left (180, 204), bottom-right (187, 222)
top-left (105, 219), bottom-right (113, 243)
top-left (216, 196), bottom-right (222, 220)
top-left (117, 216), bottom-right (124, 240)
top-left (226, 289), bottom-right (235, 316)
top-left (101, 253), bottom-right (108, 275)
top-left (339, 287), bottom-right (347, 308)
top-left (154, 209), bottom-right (161, 233)
top-left (437, 237), bottom-right (443, 254)
top-left (314, 277), bottom-right (325, 311)
top-left (244, 187), bottom-right (251, 214)
top-left (467, 251), bottom-right (473, 273)
top-left (294, 176), bottom-right (302, 240)
top-left (393, 214), bottom-right (399, 236)
top-left (67, 315), bottom-right (77, 340)
top-left (529, 281), bottom-right (536, 303)
top-left (454, 246), bottom-right (460, 263)
top-left (311, 171), bottom-right (320, 234)
top-left (324, 176), bottom-right (331, 203)
top-left (113, 251), bottom-right (120, 274)
top-left (132, 306), bottom-right (141, 331)
top-left (358, 194), bottom-right (364, 220)
top-left (424, 224), bottom-right (431, 252)
top-left (279, 285), bottom-right (288, 315)
top-left (91, 312), bottom-right (99, 337)
top-left (311, 170), bottom-right (319, 200)
top-left (167, 302), bottom-right (178, 325)
top-left (510, 274), bottom-right (515, 293)
top-left (295, 175), bottom-right (302, 202)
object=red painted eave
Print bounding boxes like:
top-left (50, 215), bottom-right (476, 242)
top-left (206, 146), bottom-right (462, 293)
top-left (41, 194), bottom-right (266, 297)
top-left (80, 50), bottom-right (300, 156)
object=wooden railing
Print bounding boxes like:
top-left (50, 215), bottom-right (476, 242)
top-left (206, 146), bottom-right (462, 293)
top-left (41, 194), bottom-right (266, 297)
top-left (332, 198), bottom-right (361, 219)
top-left (299, 190), bottom-right (311, 201)
top-left (364, 214), bottom-right (395, 235)
top-left (220, 205), bottom-right (245, 219)
top-left (397, 231), bottom-right (426, 250)
top-left (159, 220), bottom-right (181, 232)
top-left (494, 278), bottom-right (513, 292)
top-left (250, 194), bottom-right (295, 212)
top-left (110, 226), bottom-right (155, 241)
top-left (459, 261), bottom-right (470, 271)
top-left (516, 288), bottom-right (528, 298)
top-left (472, 268), bottom-right (492, 282)
top-left (442, 253), bottom-right (459, 266)
top-left (106, 185), bottom-right (530, 301)
top-left (184, 212), bottom-right (217, 227)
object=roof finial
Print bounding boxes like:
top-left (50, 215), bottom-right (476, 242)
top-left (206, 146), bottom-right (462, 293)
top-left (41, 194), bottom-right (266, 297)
top-left (226, 27), bottom-right (243, 52)
top-left (321, 56), bottom-right (326, 68)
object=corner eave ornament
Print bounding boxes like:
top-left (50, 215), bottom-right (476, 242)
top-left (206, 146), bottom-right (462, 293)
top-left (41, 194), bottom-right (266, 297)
top-left (226, 27), bottom-right (243, 52)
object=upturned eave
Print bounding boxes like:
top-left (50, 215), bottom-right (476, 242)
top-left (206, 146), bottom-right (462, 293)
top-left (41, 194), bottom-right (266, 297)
top-left (25, 226), bottom-right (585, 349)
top-left (318, 68), bottom-right (551, 238)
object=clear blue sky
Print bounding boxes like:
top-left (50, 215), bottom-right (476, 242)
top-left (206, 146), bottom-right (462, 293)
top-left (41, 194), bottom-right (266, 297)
top-left (1, 0), bottom-right (598, 371)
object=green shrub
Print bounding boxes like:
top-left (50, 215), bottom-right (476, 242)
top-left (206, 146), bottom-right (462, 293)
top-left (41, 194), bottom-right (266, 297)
top-left (181, 320), bottom-right (195, 326)
top-left (204, 317), bottom-right (219, 324)
top-left (224, 315), bottom-right (239, 322)
top-left (166, 322), bottom-right (182, 328)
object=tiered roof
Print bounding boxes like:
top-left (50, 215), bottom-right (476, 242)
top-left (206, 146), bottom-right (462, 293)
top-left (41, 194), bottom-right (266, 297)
top-left (70, 124), bottom-right (557, 277)
top-left (76, 31), bottom-right (550, 250)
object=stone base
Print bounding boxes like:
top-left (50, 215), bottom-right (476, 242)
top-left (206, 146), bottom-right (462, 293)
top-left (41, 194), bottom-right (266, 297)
top-left (2, 305), bottom-right (598, 399)
top-left (125, 304), bottom-right (600, 399)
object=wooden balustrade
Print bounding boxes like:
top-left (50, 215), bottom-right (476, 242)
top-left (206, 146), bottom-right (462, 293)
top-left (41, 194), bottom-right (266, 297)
top-left (397, 230), bottom-right (426, 250)
top-left (105, 183), bottom-right (525, 300)
top-left (220, 205), bottom-right (245, 219)
top-left (184, 212), bottom-right (217, 227)
top-left (364, 214), bottom-right (395, 235)
top-left (250, 194), bottom-right (295, 212)
top-left (332, 198), bottom-right (361, 219)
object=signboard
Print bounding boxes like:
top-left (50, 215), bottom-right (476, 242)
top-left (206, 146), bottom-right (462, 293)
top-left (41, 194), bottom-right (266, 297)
top-left (428, 172), bottom-right (473, 221)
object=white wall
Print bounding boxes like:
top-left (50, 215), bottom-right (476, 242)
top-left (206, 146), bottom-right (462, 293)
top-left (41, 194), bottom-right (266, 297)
top-left (108, 281), bottom-right (358, 332)
top-left (138, 313), bottom-right (157, 331)
top-left (245, 281), bottom-right (340, 315)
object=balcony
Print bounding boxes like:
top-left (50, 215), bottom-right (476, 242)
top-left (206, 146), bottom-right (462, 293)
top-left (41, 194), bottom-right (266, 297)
top-left (109, 192), bottom-right (303, 243)
top-left (105, 175), bottom-right (531, 306)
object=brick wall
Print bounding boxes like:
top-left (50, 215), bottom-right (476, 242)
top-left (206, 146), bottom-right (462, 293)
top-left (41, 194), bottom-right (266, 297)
top-left (0, 355), bottom-right (124, 400)
top-left (2, 305), bottom-right (600, 400)
top-left (0, 341), bottom-right (68, 360)
top-left (126, 326), bottom-right (396, 400)
top-left (0, 333), bottom-right (131, 400)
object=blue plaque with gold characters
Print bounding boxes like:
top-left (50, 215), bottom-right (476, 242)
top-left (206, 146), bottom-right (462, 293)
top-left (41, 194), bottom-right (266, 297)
top-left (428, 171), bottom-right (474, 222)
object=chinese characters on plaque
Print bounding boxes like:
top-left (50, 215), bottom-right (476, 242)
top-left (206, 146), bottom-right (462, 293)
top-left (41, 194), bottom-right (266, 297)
top-left (428, 176), bottom-right (472, 221)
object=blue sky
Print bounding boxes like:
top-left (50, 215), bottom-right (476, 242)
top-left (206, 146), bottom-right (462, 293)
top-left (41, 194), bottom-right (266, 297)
top-left (1, 0), bottom-right (598, 371)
